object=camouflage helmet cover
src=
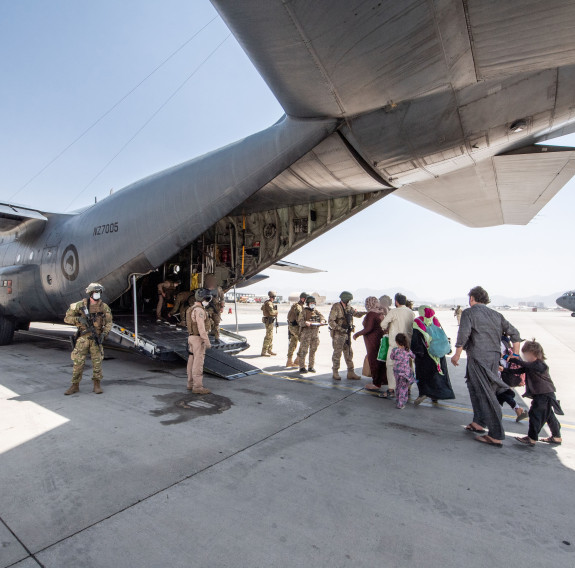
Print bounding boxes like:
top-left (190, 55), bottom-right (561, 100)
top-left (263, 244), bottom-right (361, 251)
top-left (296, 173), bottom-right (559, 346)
top-left (85, 282), bottom-right (104, 294)
top-left (299, 291), bottom-right (308, 299)
top-left (268, 290), bottom-right (276, 298)
top-left (306, 296), bottom-right (316, 304)
top-left (339, 291), bottom-right (353, 302)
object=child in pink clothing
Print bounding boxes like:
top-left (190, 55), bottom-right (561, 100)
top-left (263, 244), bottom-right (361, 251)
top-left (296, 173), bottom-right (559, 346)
top-left (389, 333), bottom-right (416, 409)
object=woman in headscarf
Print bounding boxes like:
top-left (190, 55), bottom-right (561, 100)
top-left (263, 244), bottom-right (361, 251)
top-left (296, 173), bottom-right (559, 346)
top-left (378, 295), bottom-right (392, 317)
top-left (411, 306), bottom-right (455, 405)
top-left (353, 296), bottom-right (387, 391)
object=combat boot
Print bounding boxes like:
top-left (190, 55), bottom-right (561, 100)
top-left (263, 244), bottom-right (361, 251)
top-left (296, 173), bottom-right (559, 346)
top-left (261, 352), bottom-right (271, 357)
top-left (293, 356), bottom-right (300, 367)
top-left (268, 351), bottom-right (277, 356)
top-left (332, 370), bottom-right (341, 380)
top-left (93, 380), bottom-right (103, 394)
top-left (192, 387), bottom-right (211, 395)
top-left (347, 370), bottom-right (361, 380)
top-left (64, 383), bottom-right (79, 395)
top-left (286, 358), bottom-right (295, 367)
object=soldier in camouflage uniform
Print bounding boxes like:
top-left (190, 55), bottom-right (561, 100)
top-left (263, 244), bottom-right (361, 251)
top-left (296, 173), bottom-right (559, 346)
top-left (261, 290), bottom-right (278, 356)
top-left (63, 283), bottom-right (113, 395)
top-left (286, 292), bottom-right (308, 367)
top-left (328, 291), bottom-right (366, 380)
top-left (297, 296), bottom-right (326, 373)
top-left (204, 274), bottom-right (225, 341)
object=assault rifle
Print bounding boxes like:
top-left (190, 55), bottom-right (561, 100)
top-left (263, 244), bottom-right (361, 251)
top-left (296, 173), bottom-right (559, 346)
top-left (274, 304), bottom-right (279, 334)
top-left (78, 304), bottom-right (104, 354)
top-left (343, 306), bottom-right (355, 346)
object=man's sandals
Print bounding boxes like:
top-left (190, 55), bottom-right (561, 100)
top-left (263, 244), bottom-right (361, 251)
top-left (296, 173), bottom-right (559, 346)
top-left (475, 435), bottom-right (503, 448)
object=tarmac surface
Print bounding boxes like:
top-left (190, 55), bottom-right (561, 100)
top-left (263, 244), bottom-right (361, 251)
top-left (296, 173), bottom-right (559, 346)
top-left (1, 304), bottom-right (574, 567)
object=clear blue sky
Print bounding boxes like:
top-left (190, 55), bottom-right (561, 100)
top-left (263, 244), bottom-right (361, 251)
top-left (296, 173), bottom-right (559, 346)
top-left (1, 1), bottom-right (573, 302)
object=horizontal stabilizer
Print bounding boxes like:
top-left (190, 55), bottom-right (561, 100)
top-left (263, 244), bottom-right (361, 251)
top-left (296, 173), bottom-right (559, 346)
top-left (0, 203), bottom-right (47, 233)
top-left (395, 146), bottom-right (575, 227)
top-left (271, 261), bottom-right (325, 274)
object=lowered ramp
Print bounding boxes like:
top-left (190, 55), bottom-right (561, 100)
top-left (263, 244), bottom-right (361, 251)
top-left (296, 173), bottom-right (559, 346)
top-left (106, 314), bottom-right (260, 379)
top-left (202, 350), bottom-right (261, 380)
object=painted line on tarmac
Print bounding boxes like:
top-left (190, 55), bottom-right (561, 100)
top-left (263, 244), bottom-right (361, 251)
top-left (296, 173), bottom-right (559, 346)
top-left (261, 371), bottom-right (575, 430)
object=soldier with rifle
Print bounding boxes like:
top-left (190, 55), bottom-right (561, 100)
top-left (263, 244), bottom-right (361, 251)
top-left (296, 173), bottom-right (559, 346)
top-left (63, 282), bottom-right (113, 395)
top-left (260, 290), bottom-right (278, 357)
top-left (328, 291), bottom-right (366, 380)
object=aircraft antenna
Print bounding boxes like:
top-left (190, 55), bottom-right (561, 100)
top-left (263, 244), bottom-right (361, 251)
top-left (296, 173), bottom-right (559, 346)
top-left (64, 33), bottom-right (231, 212)
top-left (9, 15), bottom-right (220, 201)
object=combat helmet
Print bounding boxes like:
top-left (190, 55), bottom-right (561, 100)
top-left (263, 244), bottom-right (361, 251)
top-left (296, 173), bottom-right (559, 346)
top-left (299, 292), bottom-right (308, 299)
top-left (339, 291), bottom-right (353, 303)
top-left (195, 288), bottom-right (213, 302)
top-left (268, 290), bottom-right (277, 298)
top-left (306, 296), bottom-right (316, 305)
top-left (85, 283), bottom-right (104, 295)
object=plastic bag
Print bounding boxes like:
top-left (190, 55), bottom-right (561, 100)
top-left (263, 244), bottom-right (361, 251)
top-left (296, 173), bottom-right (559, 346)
top-left (377, 335), bottom-right (389, 362)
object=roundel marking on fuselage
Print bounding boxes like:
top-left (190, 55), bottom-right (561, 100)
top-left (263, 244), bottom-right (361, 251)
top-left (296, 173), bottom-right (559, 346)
top-left (61, 244), bottom-right (79, 281)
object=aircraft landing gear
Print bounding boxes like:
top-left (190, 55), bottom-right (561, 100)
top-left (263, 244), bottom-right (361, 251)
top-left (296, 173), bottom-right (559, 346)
top-left (571, 312), bottom-right (575, 318)
top-left (0, 315), bottom-right (15, 345)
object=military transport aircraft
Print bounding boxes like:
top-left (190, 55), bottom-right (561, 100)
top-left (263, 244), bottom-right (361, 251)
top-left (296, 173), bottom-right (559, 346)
top-left (556, 291), bottom-right (575, 316)
top-left (2, 0), bottom-right (575, 356)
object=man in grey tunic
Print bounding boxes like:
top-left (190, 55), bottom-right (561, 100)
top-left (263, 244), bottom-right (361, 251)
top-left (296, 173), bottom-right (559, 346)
top-left (451, 286), bottom-right (521, 447)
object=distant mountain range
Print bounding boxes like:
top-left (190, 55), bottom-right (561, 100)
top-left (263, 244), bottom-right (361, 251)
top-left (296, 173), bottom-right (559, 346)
top-left (322, 287), bottom-right (565, 308)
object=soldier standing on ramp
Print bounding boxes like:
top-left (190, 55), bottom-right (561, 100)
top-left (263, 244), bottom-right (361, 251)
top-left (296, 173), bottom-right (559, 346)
top-left (204, 273), bottom-right (225, 342)
top-left (186, 288), bottom-right (212, 395)
top-left (297, 296), bottom-right (326, 373)
top-left (64, 283), bottom-right (113, 395)
top-left (261, 291), bottom-right (278, 356)
top-left (286, 292), bottom-right (308, 367)
top-left (328, 291), bottom-right (366, 380)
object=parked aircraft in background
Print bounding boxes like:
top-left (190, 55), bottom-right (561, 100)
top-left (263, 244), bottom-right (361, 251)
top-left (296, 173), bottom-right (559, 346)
top-left (3, 0), bottom-right (575, 348)
top-left (556, 291), bottom-right (575, 316)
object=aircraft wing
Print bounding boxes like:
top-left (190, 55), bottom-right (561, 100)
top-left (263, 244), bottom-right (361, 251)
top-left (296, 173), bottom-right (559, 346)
top-left (213, 0), bottom-right (575, 225)
top-left (212, 0), bottom-right (575, 119)
top-left (395, 145), bottom-right (575, 227)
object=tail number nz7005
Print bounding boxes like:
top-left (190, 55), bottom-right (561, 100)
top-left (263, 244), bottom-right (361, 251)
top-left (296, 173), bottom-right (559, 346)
top-left (93, 222), bottom-right (119, 236)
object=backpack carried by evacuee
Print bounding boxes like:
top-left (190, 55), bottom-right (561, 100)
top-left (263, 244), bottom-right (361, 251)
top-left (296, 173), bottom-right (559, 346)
top-left (427, 325), bottom-right (450, 358)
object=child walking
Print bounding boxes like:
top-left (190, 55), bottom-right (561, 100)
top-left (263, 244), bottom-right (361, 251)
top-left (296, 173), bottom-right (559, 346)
top-left (498, 334), bottom-right (528, 422)
top-left (387, 333), bottom-right (416, 409)
top-left (507, 340), bottom-right (563, 447)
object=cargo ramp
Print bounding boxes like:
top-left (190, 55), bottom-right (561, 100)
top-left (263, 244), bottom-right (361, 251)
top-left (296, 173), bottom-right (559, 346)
top-left (106, 315), bottom-right (260, 380)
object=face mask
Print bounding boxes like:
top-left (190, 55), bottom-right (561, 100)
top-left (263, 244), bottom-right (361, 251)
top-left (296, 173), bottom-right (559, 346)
top-left (92, 292), bottom-right (101, 300)
top-left (309, 304), bottom-right (316, 309)
top-left (202, 301), bottom-right (210, 307)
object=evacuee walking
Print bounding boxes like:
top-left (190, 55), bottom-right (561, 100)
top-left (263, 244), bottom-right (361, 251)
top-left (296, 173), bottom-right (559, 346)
top-left (387, 333), bottom-right (415, 409)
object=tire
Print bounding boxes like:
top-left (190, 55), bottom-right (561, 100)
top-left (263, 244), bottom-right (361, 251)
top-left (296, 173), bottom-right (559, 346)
top-left (571, 312), bottom-right (575, 318)
top-left (0, 316), bottom-right (16, 345)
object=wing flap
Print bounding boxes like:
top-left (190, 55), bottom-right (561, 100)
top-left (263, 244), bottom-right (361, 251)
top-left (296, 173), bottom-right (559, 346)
top-left (396, 146), bottom-right (575, 227)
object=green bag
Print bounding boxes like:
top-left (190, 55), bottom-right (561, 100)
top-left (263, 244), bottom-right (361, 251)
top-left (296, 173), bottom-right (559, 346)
top-left (377, 335), bottom-right (389, 362)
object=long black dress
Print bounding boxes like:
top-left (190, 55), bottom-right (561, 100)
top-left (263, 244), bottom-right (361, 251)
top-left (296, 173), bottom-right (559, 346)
top-left (411, 329), bottom-right (455, 400)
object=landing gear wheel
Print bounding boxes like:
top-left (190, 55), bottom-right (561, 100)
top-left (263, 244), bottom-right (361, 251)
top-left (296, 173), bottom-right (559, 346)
top-left (571, 312), bottom-right (575, 318)
top-left (0, 316), bottom-right (16, 345)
